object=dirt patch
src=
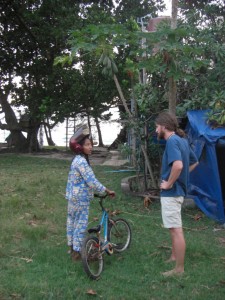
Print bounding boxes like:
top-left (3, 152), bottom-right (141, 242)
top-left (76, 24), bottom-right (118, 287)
top-left (0, 147), bottom-right (110, 165)
top-left (0, 147), bottom-right (130, 166)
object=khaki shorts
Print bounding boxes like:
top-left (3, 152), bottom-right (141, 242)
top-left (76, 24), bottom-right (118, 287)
top-left (161, 196), bottom-right (184, 228)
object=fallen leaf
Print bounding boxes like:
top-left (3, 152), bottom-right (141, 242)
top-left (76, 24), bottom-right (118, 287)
top-left (183, 226), bottom-right (208, 231)
top-left (193, 214), bottom-right (202, 221)
top-left (144, 196), bottom-right (152, 208)
top-left (149, 251), bottom-right (160, 257)
top-left (27, 220), bottom-right (38, 227)
top-left (9, 256), bottom-right (33, 263)
top-left (110, 209), bottom-right (121, 216)
top-left (157, 245), bottom-right (171, 250)
top-left (10, 293), bottom-right (21, 299)
top-left (10, 250), bottom-right (21, 254)
top-left (117, 256), bottom-right (124, 261)
top-left (218, 237), bottom-right (225, 244)
top-left (87, 289), bottom-right (97, 295)
top-left (20, 257), bottom-right (33, 263)
top-left (213, 228), bottom-right (224, 232)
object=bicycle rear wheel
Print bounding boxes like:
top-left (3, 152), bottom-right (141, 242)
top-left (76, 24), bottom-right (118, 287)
top-left (81, 236), bottom-right (104, 280)
top-left (108, 218), bottom-right (131, 252)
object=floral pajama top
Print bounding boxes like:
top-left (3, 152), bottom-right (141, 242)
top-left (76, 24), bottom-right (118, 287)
top-left (66, 155), bottom-right (106, 204)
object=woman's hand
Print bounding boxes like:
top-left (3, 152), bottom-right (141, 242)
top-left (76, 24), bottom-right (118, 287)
top-left (105, 189), bottom-right (115, 197)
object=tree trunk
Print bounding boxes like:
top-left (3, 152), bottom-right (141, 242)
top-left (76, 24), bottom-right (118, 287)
top-left (108, 126), bottom-right (126, 150)
top-left (112, 74), bottom-right (156, 186)
top-left (44, 122), bottom-right (55, 146)
top-left (140, 144), bottom-right (157, 188)
top-left (94, 117), bottom-right (104, 147)
top-left (27, 122), bottom-right (41, 152)
top-left (8, 130), bottom-right (28, 152)
top-left (113, 74), bottom-right (132, 118)
top-left (39, 125), bottom-right (44, 148)
top-left (168, 77), bottom-right (177, 114)
top-left (87, 114), bottom-right (94, 145)
top-left (168, 0), bottom-right (178, 114)
top-left (0, 91), bottom-right (28, 151)
top-left (171, 0), bottom-right (178, 30)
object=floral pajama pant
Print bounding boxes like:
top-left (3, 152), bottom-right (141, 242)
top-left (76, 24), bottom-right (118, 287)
top-left (67, 200), bottom-right (90, 252)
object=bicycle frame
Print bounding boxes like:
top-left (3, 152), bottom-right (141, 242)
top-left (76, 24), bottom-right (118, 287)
top-left (81, 194), bottom-right (131, 279)
top-left (93, 197), bottom-right (113, 255)
top-left (99, 209), bottom-right (108, 243)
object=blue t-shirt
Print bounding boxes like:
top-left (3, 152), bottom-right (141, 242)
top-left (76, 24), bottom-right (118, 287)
top-left (161, 134), bottom-right (198, 197)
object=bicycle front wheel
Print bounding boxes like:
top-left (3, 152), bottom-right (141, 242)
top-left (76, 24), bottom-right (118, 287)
top-left (108, 218), bottom-right (131, 252)
top-left (81, 236), bottom-right (104, 280)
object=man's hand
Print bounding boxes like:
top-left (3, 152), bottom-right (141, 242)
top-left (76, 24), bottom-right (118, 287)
top-left (160, 180), bottom-right (173, 190)
top-left (160, 160), bottom-right (183, 190)
top-left (189, 161), bottom-right (199, 172)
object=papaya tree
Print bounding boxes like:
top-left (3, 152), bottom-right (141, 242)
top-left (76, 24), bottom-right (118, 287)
top-left (55, 21), bottom-right (159, 187)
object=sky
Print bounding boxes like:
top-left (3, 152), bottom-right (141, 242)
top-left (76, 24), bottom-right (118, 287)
top-left (49, 107), bottom-right (122, 147)
top-left (0, 1), bottom-right (172, 147)
top-left (162, 0), bottom-right (171, 16)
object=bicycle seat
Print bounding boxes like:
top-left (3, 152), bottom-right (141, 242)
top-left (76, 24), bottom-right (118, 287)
top-left (88, 225), bottom-right (101, 233)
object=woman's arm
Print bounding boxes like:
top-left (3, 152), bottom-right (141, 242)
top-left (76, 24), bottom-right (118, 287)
top-left (78, 157), bottom-right (114, 195)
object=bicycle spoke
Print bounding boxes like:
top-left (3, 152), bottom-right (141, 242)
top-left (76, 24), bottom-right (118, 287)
top-left (108, 218), bottom-right (131, 252)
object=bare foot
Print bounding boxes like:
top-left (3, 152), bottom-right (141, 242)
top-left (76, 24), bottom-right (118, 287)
top-left (71, 251), bottom-right (81, 261)
top-left (162, 269), bottom-right (184, 277)
top-left (67, 245), bottom-right (73, 254)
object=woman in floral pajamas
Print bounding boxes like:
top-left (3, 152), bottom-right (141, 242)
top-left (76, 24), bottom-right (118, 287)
top-left (65, 125), bottom-right (115, 261)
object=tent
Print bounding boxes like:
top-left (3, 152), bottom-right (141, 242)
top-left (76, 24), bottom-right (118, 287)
top-left (187, 110), bottom-right (225, 224)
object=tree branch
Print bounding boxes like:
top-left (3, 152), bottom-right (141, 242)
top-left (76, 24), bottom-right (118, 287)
top-left (11, 3), bottom-right (39, 45)
top-left (0, 120), bottom-right (21, 131)
top-left (113, 74), bottom-right (132, 118)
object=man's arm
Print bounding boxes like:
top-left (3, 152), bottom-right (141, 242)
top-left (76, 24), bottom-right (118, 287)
top-left (160, 160), bottom-right (183, 190)
top-left (189, 146), bottom-right (198, 172)
top-left (189, 161), bottom-right (199, 172)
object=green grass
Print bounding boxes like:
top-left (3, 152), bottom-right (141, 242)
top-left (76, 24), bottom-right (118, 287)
top-left (0, 154), bottom-right (225, 300)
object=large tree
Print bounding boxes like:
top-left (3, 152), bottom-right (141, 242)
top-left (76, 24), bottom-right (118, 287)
top-left (0, 0), bottom-right (118, 151)
top-left (0, 0), bottom-right (167, 152)
top-left (0, 0), bottom-right (83, 151)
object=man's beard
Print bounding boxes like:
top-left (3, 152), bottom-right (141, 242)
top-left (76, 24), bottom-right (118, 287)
top-left (157, 131), bottom-right (165, 140)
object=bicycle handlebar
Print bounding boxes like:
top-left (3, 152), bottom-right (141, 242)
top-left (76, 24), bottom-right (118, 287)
top-left (94, 194), bottom-right (109, 210)
top-left (94, 194), bottom-right (108, 199)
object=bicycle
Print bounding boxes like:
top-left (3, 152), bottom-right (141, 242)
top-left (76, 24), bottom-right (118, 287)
top-left (81, 194), bottom-right (131, 280)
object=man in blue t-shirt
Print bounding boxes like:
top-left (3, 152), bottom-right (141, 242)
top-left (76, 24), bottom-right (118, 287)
top-left (155, 112), bottom-right (198, 277)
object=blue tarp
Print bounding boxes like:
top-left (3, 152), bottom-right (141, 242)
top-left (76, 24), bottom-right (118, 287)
top-left (187, 110), bottom-right (225, 223)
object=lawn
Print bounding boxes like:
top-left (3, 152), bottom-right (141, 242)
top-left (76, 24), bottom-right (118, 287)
top-left (0, 154), bottom-right (225, 300)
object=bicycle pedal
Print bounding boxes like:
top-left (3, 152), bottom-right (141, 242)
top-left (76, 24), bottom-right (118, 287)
top-left (102, 242), bottom-right (113, 255)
